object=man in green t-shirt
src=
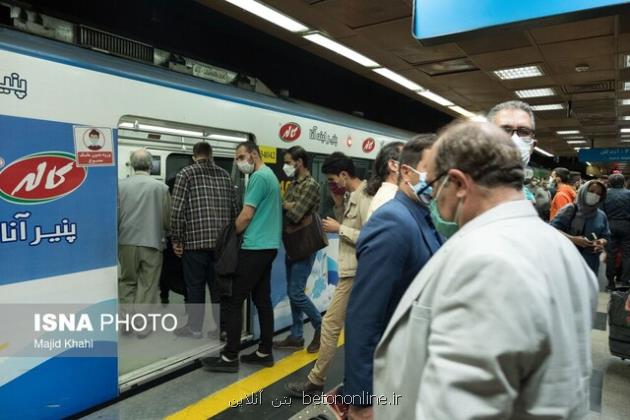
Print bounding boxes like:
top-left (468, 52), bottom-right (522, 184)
top-left (202, 141), bottom-right (282, 373)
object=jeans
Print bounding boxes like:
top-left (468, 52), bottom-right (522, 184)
top-left (223, 249), bottom-right (277, 359)
top-left (607, 220), bottom-right (630, 286)
top-left (182, 249), bottom-right (224, 333)
top-left (286, 254), bottom-right (321, 338)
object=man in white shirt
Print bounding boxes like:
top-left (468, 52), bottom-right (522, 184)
top-left (366, 142), bottom-right (403, 219)
top-left (374, 121), bottom-right (598, 419)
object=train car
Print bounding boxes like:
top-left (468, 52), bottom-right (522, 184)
top-left (0, 26), bottom-right (415, 419)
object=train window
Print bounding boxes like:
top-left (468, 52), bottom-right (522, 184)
top-left (165, 154), bottom-right (193, 181)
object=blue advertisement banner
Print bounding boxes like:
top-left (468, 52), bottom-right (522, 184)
top-left (578, 148), bottom-right (630, 162)
top-left (0, 114), bottom-right (117, 286)
top-left (413, 0), bottom-right (630, 41)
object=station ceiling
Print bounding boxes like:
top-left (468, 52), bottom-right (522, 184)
top-left (202, 0), bottom-right (630, 162)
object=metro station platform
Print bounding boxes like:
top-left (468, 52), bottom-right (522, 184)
top-left (82, 291), bottom-right (630, 420)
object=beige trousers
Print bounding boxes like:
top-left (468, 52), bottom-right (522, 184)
top-left (308, 276), bottom-right (354, 386)
top-left (118, 245), bottom-right (162, 307)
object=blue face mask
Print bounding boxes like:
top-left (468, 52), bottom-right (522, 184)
top-left (429, 178), bottom-right (460, 238)
top-left (405, 165), bottom-right (432, 204)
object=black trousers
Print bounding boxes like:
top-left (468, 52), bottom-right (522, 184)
top-left (183, 249), bottom-right (226, 333)
top-left (607, 220), bottom-right (630, 286)
top-left (223, 249), bottom-right (277, 359)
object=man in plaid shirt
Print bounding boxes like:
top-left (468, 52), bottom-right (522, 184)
top-left (170, 142), bottom-right (240, 338)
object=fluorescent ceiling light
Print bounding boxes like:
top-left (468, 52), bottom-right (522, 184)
top-left (303, 33), bottom-right (379, 68)
top-left (224, 0), bottom-right (308, 33)
top-left (417, 90), bottom-right (454, 106)
top-left (534, 146), bottom-right (553, 157)
top-left (564, 135), bottom-right (584, 139)
top-left (586, 162), bottom-right (592, 166)
top-left (621, 139), bottom-right (630, 143)
top-left (556, 130), bottom-right (580, 135)
top-left (567, 140), bottom-right (587, 144)
top-left (621, 128), bottom-right (630, 133)
top-left (449, 105), bottom-right (475, 118)
top-left (624, 81), bottom-right (630, 91)
top-left (621, 99), bottom-right (630, 106)
top-left (119, 122), bottom-right (134, 129)
top-left (372, 68), bottom-right (423, 91)
top-left (207, 134), bottom-right (248, 142)
top-left (514, 88), bottom-right (555, 98)
top-left (530, 103), bottom-right (563, 111)
top-left (574, 147), bottom-right (590, 151)
top-left (625, 54), bottom-right (630, 68)
top-left (620, 116), bottom-right (630, 120)
top-left (494, 65), bottom-right (543, 80)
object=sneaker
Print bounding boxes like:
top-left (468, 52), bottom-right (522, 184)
top-left (240, 350), bottom-right (274, 367)
top-left (285, 379), bottom-right (323, 398)
top-left (307, 328), bottom-right (321, 353)
top-left (201, 355), bottom-right (239, 373)
top-left (173, 325), bottom-right (202, 339)
top-left (273, 335), bottom-right (304, 350)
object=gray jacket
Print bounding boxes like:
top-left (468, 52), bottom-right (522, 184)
top-left (118, 173), bottom-right (171, 250)
top-left (374, 200), bottom-right (597, 420)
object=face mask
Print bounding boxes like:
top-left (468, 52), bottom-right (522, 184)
top-left (237, 159), bottom-right (254, 174)
top-left (283, 163), bottom-right (296, 178)
top-left (329, 182), bottom-right (346, 196)
top-left (585, 192), bottom-right (600, 206)
top-left (429, 178), bottom-right (461, 238)
top-left (511, 133), bottom-right (533, 167)
top-left (404, 165), bottom-right (432, 203)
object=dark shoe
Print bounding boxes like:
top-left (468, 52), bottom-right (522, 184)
top-left (201, 356), bottom-right (239, 373)
top-left (240, 350), bottom-right (274, 367)
top-left (285, 380), bottom-right (323, 398)
top-left (273, 335), bottom-right (304, 350)
top-left (173, 325), bottom-right (202, 339)
top-left (220, 331), bottom-right (227, 342)
top-left (307, 329), bottom-right (321, 353)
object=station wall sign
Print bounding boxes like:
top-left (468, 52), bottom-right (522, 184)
top-left (578, 148), bottom-right (630, 162)
top-left (413, 0), bottom-right (630, 42)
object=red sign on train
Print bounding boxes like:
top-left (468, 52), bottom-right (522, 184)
top-left (279, 123), bottom-right (301, 142)
top-left (0, 152), bottom-right (87, 204)
top-left (362, 137), bottom-right (376, 153)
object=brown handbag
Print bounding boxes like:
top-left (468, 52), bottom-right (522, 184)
top-left (283, 212), bottom-right (329, 261)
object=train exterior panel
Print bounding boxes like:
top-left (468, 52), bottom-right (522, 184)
top-left (0, 28), bottom-right (414, 418)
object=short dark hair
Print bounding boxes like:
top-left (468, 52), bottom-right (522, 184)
top-left (434, 121), bottom-right (524, 190)
top-left (609, 173), bottom-right (625, 188)
top-left (366, 141), bottom-right (404, 196)
top-left (237, 141), bottom-right (260, 156)
top-left (322, 152), bottom-right (355, 177)
top-left (285, 146), bottom-right (309, 168)
top-left (399, 134), bottom-right (436, 172)
top-left (193, 141), bottom-right (212, 158)
top-left (553, 167), bottom-right (570, 183)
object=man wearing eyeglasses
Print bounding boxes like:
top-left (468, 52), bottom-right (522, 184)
top-left (373, 121), bottom-right (597, 419)
top-left (487, 100), bottom-right (537, 203)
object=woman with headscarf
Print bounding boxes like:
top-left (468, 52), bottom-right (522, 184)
top-left (551, 180), bottom-right (611, 274)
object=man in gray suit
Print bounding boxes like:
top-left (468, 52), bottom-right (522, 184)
top-left (374, 121), bottom-right (597, 419)
top-left (118, 149), bottom-right (171, 336)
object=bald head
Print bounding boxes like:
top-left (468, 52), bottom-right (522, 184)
top-left (433, 121), bottom-right (524, 190)
top-left (131, 149), bottom-right (152, 172)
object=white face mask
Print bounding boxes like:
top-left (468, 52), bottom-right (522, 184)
top-left (511, 133), bottom-right (533, 167)
top-left (283, 163), bottom-right (296, 178)
top-left (237, 159), bottom-right (254, 174)
top-left (585, 192), bottom-right (600, 206)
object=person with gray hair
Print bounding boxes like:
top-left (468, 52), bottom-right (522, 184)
top-left (374, 121), bottom-right (597, 419)
top-left (118, 149), bottom-right (171, 337)
top-left (602, 173), bottom-right (630, 288)
top-left (487, 100), bottom-right (537, 203)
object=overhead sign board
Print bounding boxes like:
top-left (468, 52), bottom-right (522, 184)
top-left (578, 148), bottom-right (630, 162)
top-left (413, 0), bottom-right (630, 42)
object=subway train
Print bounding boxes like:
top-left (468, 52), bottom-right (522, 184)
top-left (0, 26), bottom-right (417, 418)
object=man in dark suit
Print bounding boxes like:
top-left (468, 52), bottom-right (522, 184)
top-left (343, 135), bottom-right (443, 419)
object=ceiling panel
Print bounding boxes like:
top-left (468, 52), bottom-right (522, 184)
top-left (311, 0), bottom-right (411, 29)
top-left (539, 36), bottom-right (615, 62)
top-left (529, 16), bottom-right (615, 44)
top-left (469, 47), bottom-right (543, 70)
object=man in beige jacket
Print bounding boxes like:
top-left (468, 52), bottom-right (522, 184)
top-left (287, 152), bottom-right (373, 397)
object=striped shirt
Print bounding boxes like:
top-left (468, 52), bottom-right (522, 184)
top-left (170, 160), bottom-right (240, 250)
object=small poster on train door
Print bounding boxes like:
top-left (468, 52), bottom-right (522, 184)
top-left (73, 126), bottom-right (114, 166)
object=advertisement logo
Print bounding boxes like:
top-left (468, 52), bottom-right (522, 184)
top-left (279, 123), bottom-right (301, 142)
top-left (0, 152), bottom-right (87, 205)
top-left (362, 138), bottom-right (376, 153)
